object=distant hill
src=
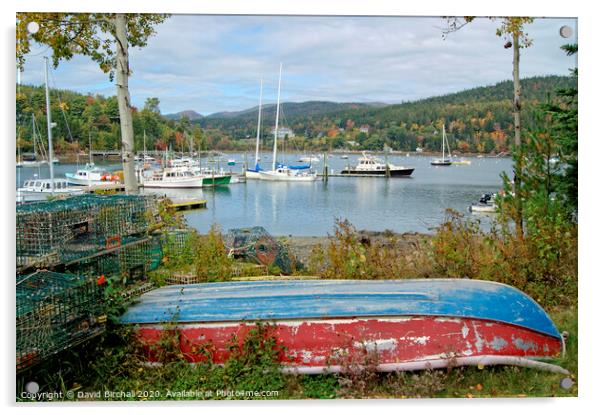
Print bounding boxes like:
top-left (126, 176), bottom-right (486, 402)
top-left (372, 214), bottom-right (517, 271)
top-left (206, 101), bottom-right (378, 121)
top-left (164, 110), bottom-right (203, 121)
top-left (194, 75), bottom-right (576, 152)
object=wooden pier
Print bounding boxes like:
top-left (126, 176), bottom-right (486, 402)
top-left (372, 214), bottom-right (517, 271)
top-left (169, 199), bottom-right (207, 211)
top-left (83, 183), bottom-right (126, 194)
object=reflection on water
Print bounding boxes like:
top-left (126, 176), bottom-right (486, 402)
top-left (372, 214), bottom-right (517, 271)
top-left (16, 154), bottom-right (513, 236)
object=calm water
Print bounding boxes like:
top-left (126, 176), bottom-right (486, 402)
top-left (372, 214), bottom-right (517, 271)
top-left (16, 154), bottom-right (512, 236)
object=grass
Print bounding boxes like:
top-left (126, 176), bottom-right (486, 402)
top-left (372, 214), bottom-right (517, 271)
top-left (16, 307), bottom-right (576, 401)
top-left (16, 213), bottom-right (578, 401)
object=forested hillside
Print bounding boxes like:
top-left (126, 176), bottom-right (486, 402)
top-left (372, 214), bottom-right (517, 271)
top-left (16, 75), bottom-right (575, 155)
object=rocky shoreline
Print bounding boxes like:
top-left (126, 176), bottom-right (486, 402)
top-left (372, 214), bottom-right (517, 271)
top-left (279, 230), bottom-right (430, 266)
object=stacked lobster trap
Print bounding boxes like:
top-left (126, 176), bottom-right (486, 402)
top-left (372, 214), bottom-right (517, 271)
top-left (16, 271), bottom-right (106, 371)
top-left (15, 194), bottom-right (165, 371)
top-left (16, 194), bottom-right (158, 270)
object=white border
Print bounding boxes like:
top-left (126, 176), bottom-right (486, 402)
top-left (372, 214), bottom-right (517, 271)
top-left (2, 0), bottom-right (600, 414)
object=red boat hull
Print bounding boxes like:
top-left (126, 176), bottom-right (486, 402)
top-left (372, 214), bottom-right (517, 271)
top-left (134, 316), bottom-right (563, 371)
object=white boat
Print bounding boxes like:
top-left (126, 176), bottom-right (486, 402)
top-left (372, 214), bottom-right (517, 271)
top-left (340, 155), bottom-right (349, 160)
top-left (141, 167), bottom-right (232, 188)
top-left (65, 163), bottom-right (120, 186)
top-left (341, 152), bottom-right (414, 177)
top-left (431, 125), bottom-right (452, 166)
top-left (17, 178), bottom-right (84, 203)
top-left (141, 167), bottom-right (204, 188)
top-left (17, 58), bottom-right (82, 203)
top-left (246, 80), bottom-right (264, 180)
top-left (259, 64), bottom-right (318, 182)
top-left (299, 155), bottom-right (320, 163)
top-left (258, 167), bottom-right (317, 181)
top-left (469, 193), bottom-right (497, 213)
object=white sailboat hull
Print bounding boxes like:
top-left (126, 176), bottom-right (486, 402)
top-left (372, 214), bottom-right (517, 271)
top-left (258, 170), bottom-right (318, 182)
top-left (245, 170), bottom-right (262, 179)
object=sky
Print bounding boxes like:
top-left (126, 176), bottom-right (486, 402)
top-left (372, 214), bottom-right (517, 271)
top-left (19, 15), bottom-right (578, 115)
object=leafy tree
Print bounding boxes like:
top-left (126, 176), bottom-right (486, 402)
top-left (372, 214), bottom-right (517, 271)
top-left (443, 16), bottom-right (534, 237)
top-left (17, 13), bottom-right (169, 193)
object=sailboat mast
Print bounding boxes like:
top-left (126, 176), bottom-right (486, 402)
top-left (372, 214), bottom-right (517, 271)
top-left (441, 124), bottom-right (445, 160)
top-left (88, 130), bottom-right (93, 165)
top-left (44, 57), bottom-right (55, 194)
top-left (272, 63), bottom-right (282, 171)
top-left (255, 79), bottom-right (263, 166)
top-left (32, 114), bottom-right (37, 160)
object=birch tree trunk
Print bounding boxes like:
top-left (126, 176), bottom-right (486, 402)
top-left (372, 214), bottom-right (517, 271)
top-left (512, 30), bottom-right (523, 238)
top-left (114, 14), bottom-right (138, 194)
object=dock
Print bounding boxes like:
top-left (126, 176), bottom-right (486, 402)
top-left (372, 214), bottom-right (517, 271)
top-left (83, 183), bottom-right (126, 194)
top-left (169, 199), bottom-right (207, 211)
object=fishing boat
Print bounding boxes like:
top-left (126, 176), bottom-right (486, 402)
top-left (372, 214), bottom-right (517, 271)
top-left (120, 279), bottom-right (568, 374)
top-left (17, 178), bottom-right (84, 203)
top-left (431, 124), bottom-right (452, 166)
top-left (259, 64), bottom-right (317, 182)
top-left (141, 167), bottom-right (231, 188)
top-left (246, 80), bottom-right (265, 179)
top-left (341, 152), bottom-right (414, 177)
top-left (65, 163), bottom-right (120, 186)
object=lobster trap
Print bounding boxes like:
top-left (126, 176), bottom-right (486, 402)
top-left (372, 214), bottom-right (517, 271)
top-left (68, 235), bottom-right (163, 283)
top-left (16, 271), bottom-right (107, 371)
top-left (224, 226), bottom-right (294, 274)
top-left (16, 194), bottom-right (158, 271)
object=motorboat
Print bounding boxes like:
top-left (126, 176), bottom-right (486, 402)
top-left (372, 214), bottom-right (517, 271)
top-left (17, 178), bottom-right (84, 203)
top-left (65, 163), bottom-right (120, 186)
top-left (469, 193), bottom-right (497, 213)
top-left (341, 152), bottom-right (414, 176)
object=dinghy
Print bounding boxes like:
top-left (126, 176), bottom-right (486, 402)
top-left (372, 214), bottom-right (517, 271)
top-left (120, 279), bottom-right (567, 374)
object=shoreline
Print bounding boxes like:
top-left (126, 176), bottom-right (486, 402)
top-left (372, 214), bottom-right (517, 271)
top-left (278, 231), bottom-right (431, 265)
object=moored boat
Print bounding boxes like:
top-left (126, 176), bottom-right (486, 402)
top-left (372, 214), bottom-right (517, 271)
top-left (65, 163), bottom-right (120, 186)
top-left (120, 279), bottom-right (567, 374)
top-left (431, 124), bottom-right (452, 166)
top-left (341, 152), bottom-right (414, 177)
top-left (17, 178), bottom-right (84, 203)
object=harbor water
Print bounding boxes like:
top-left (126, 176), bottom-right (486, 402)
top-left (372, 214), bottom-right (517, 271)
top-left (16, 153), bottom-right (513, 236)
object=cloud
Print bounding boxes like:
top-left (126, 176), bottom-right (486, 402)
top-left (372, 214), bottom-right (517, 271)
top-left (19, 15), bottom-right (577, 114)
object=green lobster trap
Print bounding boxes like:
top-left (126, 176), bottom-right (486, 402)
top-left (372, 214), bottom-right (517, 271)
top-left (224, 226), bottom-right (294, 274)
top-left (16, 271), bottom-right (107, 371)
top-left (16, 194), bottom-right (159, 271)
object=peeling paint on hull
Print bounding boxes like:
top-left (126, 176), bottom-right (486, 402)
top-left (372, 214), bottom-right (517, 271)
top-left (135, 316), bottom-right (562, 369)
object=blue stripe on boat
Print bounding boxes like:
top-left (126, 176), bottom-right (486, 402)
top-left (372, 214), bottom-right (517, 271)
top-left (119, 279), bottom-right (561, 339)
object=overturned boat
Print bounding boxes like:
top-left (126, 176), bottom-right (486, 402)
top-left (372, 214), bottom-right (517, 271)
top-left (120, 279), bottom-right (567, 374)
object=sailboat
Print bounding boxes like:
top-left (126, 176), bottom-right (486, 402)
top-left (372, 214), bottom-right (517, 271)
top-left (246, 79), bottom-right (264, 179)
top-left (65, 131), bottom-right (120, 186)
top-left (16, 114), bottom-right (59, 167)
top-left (258, 64), bottom-right (317, 182)
top-left (430, 124), bottom-right (452, 166)
top-left (17, 57), bottom-right (84, 203)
